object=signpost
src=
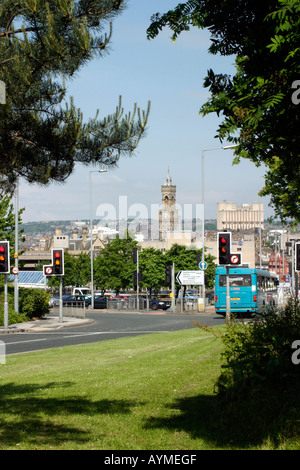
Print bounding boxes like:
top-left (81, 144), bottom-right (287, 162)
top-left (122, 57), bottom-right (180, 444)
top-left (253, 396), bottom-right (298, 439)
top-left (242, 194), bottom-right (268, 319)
top-left (176, 270), bottom-right (204, 286)
top-left (0, 241), bottom-right (10, 329)
top-left (199, 261), bottom-right (207, 270)
top-left (43, 249), bottom-right (64, 322)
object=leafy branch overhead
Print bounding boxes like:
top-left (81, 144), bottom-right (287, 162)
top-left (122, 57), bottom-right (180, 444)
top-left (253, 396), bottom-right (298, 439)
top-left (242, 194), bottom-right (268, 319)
top-left (0, 0), bottom-right (150, 193)
top-left (147, 0), bottom-right (300, 222)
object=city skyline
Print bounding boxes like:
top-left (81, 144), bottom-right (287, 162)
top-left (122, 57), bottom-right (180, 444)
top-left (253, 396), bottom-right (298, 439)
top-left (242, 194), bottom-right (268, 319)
top-left (18, 0), bottom-right (274, 223)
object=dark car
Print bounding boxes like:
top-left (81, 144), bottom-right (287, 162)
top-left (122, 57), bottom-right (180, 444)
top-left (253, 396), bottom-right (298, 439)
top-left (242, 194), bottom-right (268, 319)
top-left (130, 297), bottom-right (147, 308)
top-left (85, 295), bottom-right (107, 309)
top-left (62, 295), bottom-right (86, 306)
top-left (149, 296), bottom-right (170, 310)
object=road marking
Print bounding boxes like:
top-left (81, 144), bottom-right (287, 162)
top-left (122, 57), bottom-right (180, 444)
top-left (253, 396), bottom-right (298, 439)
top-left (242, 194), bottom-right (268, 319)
top-left (5, 338), bottom-right (47, 345)
top-left (63, 331), bottom-right (169, 339)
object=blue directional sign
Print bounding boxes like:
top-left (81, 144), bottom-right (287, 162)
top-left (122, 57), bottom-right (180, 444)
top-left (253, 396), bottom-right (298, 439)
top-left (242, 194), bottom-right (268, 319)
top-left (199, 261), bottom-right (207, 270)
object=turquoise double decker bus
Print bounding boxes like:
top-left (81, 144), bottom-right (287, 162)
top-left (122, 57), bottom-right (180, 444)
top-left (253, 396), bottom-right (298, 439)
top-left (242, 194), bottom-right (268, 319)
top-left (214, 266), bottom-right (278, 316)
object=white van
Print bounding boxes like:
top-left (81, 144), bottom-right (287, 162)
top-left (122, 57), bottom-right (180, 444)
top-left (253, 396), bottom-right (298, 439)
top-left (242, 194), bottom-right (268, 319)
top-left (72, 287), bottom-right (91, 296)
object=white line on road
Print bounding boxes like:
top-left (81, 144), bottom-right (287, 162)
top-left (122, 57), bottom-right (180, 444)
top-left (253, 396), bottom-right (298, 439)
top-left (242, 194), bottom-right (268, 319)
top-left (4, 331), bottom-right (169, 344)
top-left (5, 338), bottom-right (47, 345)
top-left (64, 331), bottom-right (169, 339)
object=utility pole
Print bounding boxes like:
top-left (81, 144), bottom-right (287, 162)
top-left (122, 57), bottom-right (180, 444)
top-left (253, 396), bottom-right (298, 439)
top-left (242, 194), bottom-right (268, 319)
top-left (171, 263), bottom-right (175, 313)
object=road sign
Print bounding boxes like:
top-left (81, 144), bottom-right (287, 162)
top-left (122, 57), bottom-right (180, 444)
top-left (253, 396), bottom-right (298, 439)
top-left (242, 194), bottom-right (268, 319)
top-left (12, 267), bottom-right (19, 274)
top-left (176, 270), bottom-right (204, 285)
top-left (230, 253), bottom-right (242, 265)
top-left (45, 266), bottom-right (53, 275)
top-left (199, 261), bottom-right (207, 270)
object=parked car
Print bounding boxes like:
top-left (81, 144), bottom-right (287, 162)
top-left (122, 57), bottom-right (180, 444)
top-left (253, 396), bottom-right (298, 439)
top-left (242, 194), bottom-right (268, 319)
top-left (178, 292), bottom-right (199, 300)
top-left (62, 295), bottom-right (86, 306)
top-left (158, 290), bottom-right (171, 298)
top-left (85, 295), bottom-right (108, 309)
top-left (130, 297), bottom-right (147, 308)
top-left (49, 296), bottom-right (60, 308)
top-left (149, 296), bottom-right (170, 311)
top-left (113, 294), bottom-right (130, 301)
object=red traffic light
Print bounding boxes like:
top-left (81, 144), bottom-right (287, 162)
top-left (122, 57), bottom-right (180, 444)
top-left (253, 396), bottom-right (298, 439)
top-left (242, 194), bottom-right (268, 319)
top-left (218, 232), bottom-right (231, 265)
top-left (54, 251), bottom-right (61, 265)
top-left (52, 249), bottom-right (64, 275)
top-left (0, 241), bottom-right (10, 273)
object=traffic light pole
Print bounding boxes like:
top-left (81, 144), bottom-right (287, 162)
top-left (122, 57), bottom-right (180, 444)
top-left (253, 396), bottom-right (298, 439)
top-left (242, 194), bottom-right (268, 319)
top-left (4, 274), bottom-right (8, 329)
top-left (226, 266), bottom-right (230, 322)
top-left (59, 276), bottom-right (63, 323)
top-left (14, 178), bottom-right (19, 314)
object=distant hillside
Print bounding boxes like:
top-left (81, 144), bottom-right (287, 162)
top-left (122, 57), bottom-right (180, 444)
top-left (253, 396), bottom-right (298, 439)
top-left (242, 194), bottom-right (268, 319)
top-left (20, 220), bottom-right (89, 235)
top-left (20, 219), bottom-right (219, 236)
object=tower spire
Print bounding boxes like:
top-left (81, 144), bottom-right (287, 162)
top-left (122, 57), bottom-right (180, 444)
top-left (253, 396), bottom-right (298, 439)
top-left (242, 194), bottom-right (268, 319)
top-left (165, 168), bottom-right (172, 186)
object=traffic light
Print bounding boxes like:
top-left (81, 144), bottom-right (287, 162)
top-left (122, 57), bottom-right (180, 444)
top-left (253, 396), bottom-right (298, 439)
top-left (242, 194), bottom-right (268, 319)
top-left (218, 232), bottom-right (231, 265)
top-left (133, 272), bottom-right (143, 289)
top-left (296, 243), bottom-right (300, 271)
top-left (53, 249), bottom-right (64, 275)
top-left (0, 241), bottom-right (10, 273)
top-left (165, 265), bottom-right (172, 284)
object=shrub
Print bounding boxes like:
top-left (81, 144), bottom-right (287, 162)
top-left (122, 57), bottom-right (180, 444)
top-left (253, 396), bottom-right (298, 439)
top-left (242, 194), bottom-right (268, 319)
top-left (209, 299), bottom-right (300, 446)
top-left (0, 284), bottom-right (48, 326)
top-left (19, 288), bottom-right (50, 319)
top-left (0, 287), bottom-right (28, 326)
top-left (217, 298), bottom-right (300, 395)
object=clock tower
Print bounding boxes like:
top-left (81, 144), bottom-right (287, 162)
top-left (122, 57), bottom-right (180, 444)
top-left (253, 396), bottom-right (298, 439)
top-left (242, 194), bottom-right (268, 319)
top-left (159, 169), bottom-right (179, 240)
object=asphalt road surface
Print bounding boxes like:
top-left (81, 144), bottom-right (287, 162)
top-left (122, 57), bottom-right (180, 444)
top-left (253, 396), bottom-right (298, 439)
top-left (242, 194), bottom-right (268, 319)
top-left (2, 311), bottom-right (225, 356)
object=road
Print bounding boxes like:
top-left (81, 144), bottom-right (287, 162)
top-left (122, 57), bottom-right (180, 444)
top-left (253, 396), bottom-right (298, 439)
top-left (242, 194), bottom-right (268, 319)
top-left (1, 311), bottom-right (225, 355)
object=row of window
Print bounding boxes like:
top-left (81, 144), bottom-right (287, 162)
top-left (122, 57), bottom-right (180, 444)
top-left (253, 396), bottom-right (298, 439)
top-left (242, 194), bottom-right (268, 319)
top-left (218, 274), bottom-right (277, 291)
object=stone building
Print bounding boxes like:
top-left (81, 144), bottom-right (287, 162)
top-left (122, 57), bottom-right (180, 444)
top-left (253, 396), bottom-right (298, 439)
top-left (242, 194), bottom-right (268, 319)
top-left (158, 169), bottom-right (180, 240)
top-left (217, 202), bottom-right (264, 231)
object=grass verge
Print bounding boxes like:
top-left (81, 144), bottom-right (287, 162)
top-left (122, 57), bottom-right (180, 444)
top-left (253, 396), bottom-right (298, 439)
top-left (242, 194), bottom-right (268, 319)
top-left (0, 327), bottom-right (298, 450)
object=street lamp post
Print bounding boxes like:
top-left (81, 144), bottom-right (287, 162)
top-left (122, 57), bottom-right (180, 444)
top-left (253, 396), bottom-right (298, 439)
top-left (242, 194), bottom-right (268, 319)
top-left (89, 168), bottom-right (107, 309)
top-left (201, 144), bottom-right (238, 311)
top-left (14, 177), bottom-right (19, 314)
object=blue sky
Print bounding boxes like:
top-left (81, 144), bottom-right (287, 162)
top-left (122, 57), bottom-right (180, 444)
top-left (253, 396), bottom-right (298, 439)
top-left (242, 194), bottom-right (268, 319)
top-left (20, 0), bottom-right (273, 223)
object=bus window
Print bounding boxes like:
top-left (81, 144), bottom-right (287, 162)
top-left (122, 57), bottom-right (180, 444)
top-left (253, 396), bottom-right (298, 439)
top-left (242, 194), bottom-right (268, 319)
top-left (219, 274), bottom-right (252, 287)
top-left (257, 275), bottom-right (265, 292)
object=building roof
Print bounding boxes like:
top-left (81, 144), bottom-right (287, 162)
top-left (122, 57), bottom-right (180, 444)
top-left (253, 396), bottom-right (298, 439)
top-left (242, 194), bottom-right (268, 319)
top-left (9, 271), bottom-right (45, 287)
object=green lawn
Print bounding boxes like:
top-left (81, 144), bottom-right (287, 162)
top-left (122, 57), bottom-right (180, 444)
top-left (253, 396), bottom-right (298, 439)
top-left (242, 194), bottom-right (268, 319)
top-left (0, 327), bottom-right (297, 450)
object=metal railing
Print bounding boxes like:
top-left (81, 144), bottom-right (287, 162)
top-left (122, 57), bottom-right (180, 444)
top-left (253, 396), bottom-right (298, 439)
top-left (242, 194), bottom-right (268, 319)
top-left (107, 299), bottom-right (148, 311)
top-left (53, 301), bottom-right (86, 318)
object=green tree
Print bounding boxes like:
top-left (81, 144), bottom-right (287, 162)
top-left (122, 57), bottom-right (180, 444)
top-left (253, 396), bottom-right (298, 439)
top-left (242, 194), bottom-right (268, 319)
top-left (147, 0), bottom-right (300, 222)
top-left (0, 0), bottom-right (150, 193)
top-left (0, 194), bottom-right (25, 258)
top-left (94, 234), bottom-right (138, 293)
top-left (138, 247), bottom-right (165, 295)
top-left (74, 252), bottom-right (91, 288)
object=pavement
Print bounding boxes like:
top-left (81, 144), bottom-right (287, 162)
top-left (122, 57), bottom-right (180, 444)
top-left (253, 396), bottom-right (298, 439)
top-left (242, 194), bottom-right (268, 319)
top-left (0, 314), bottom-right (94, 334)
